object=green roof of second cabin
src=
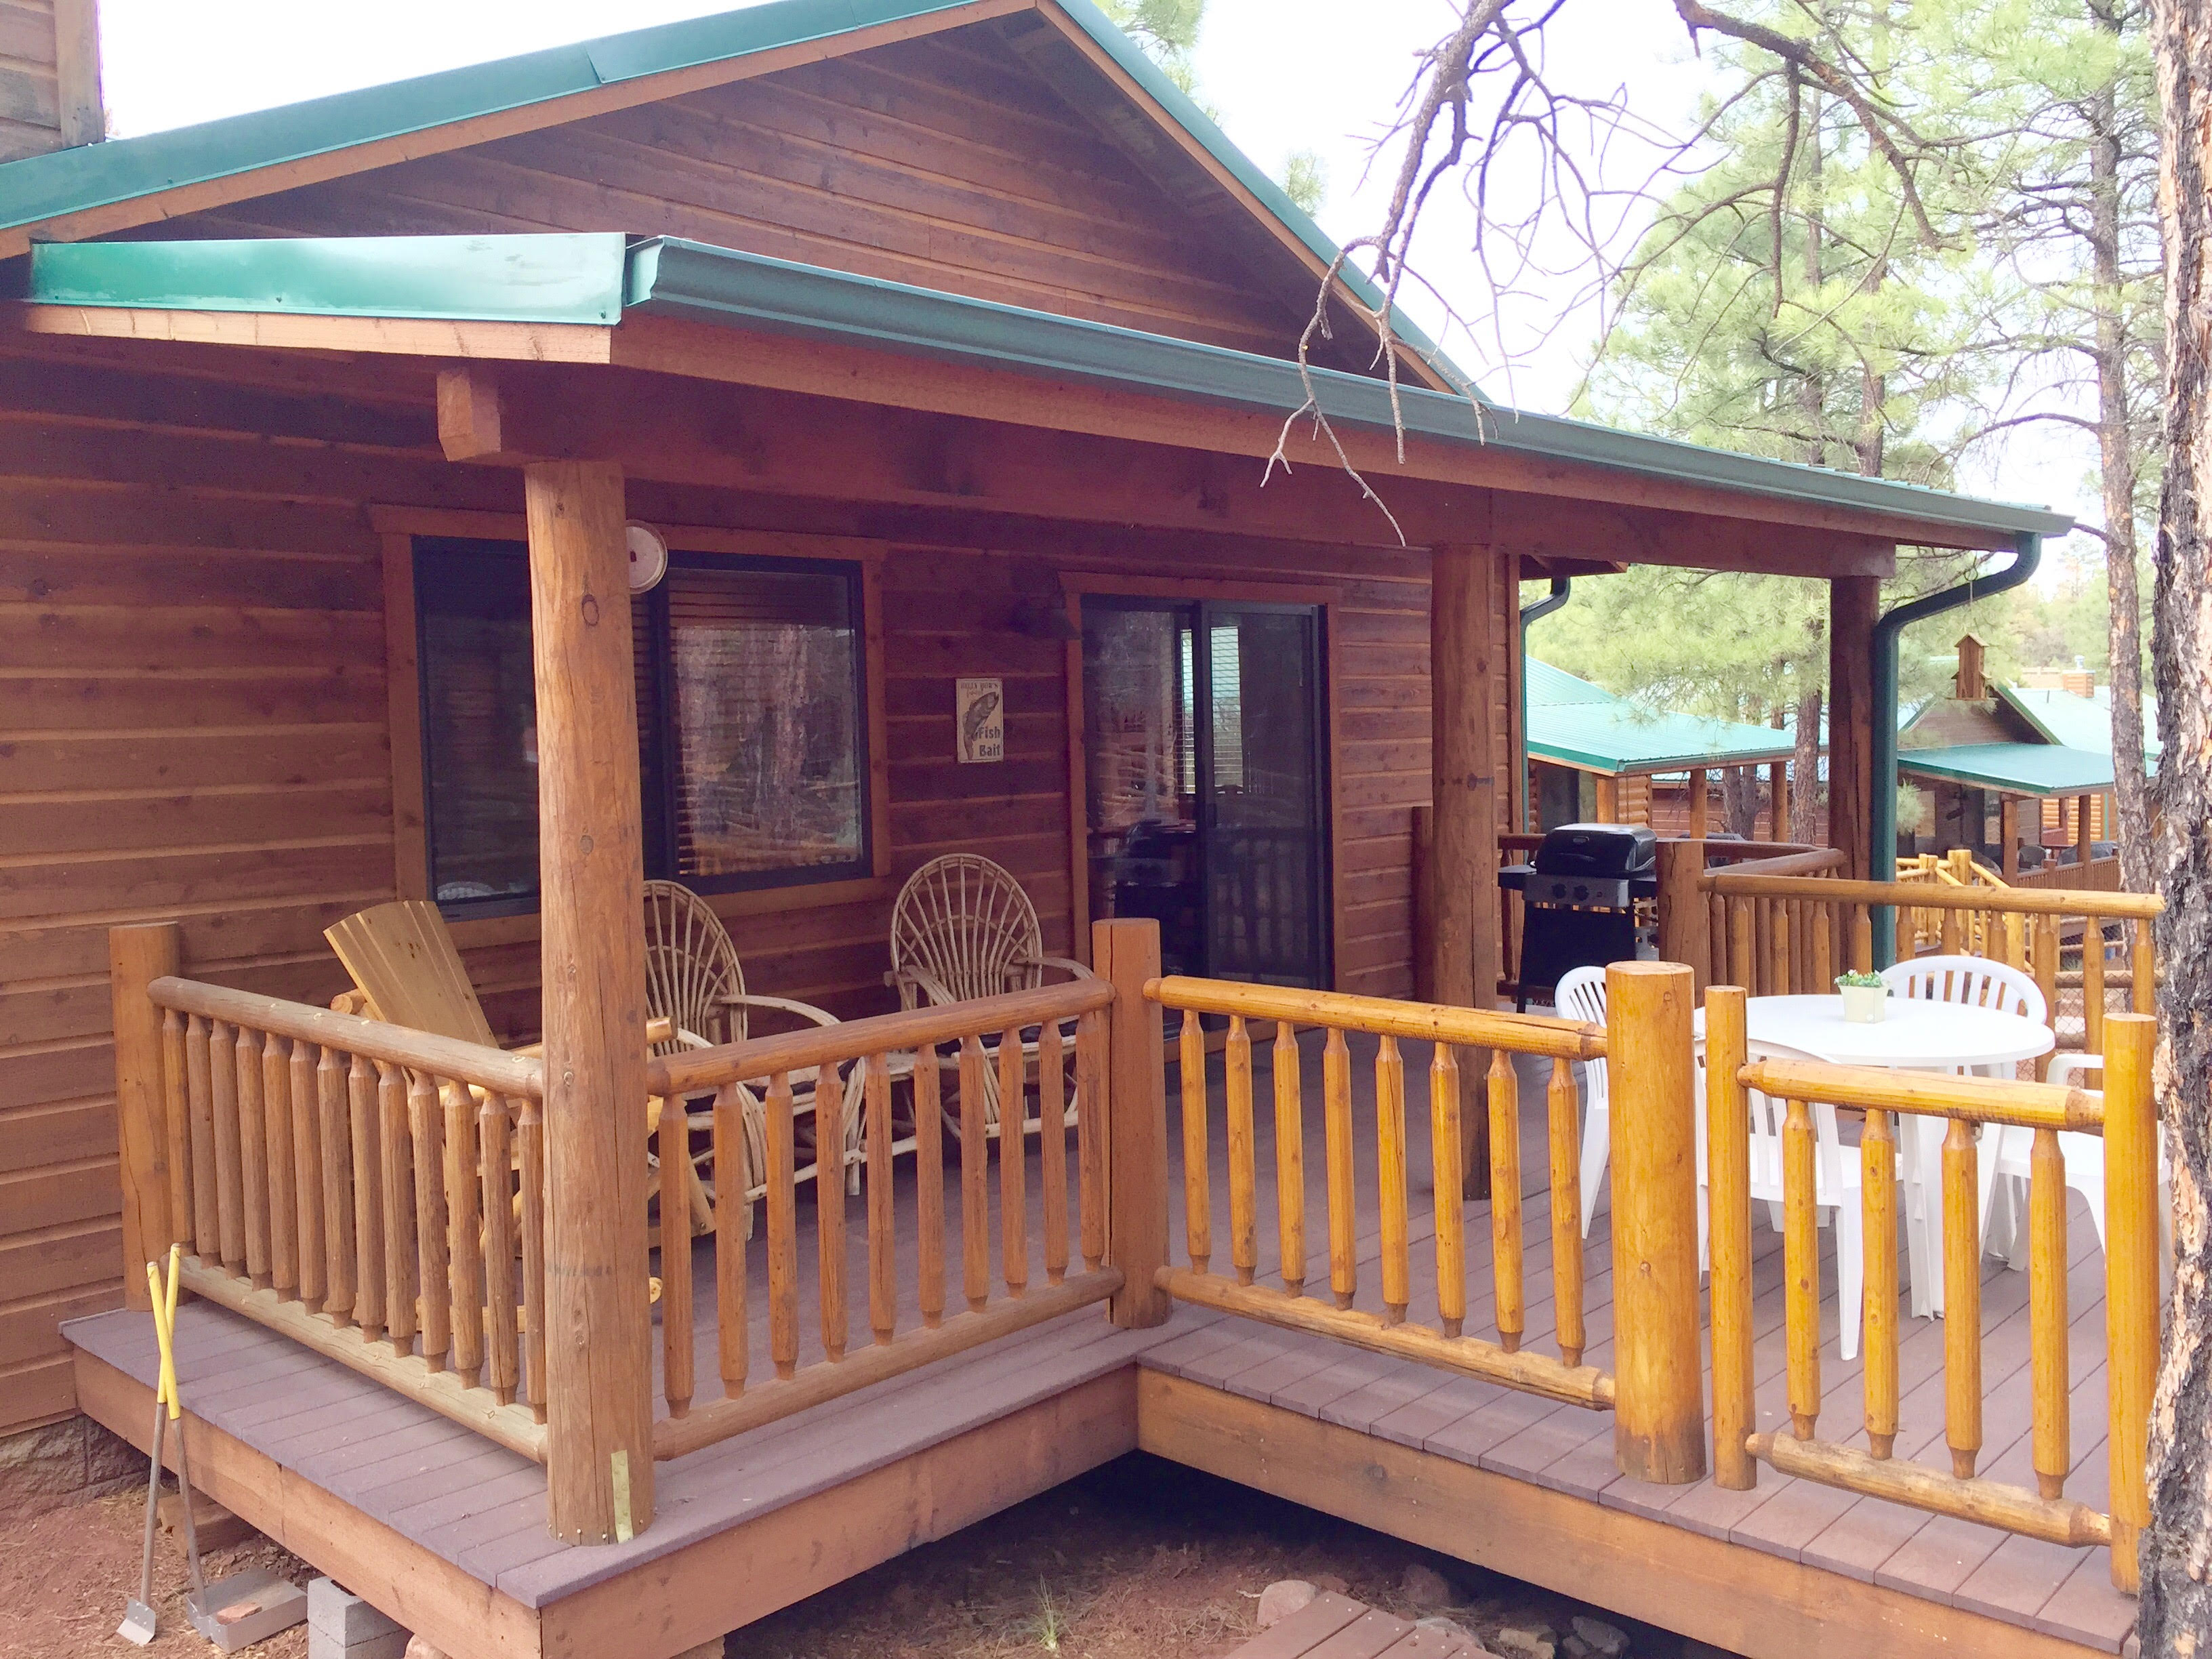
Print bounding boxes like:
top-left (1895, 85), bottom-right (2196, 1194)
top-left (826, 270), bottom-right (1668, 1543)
top-left (1525, 661), bottom-right (1801, 776)
top-left (1897, 742), bottom-right (2135, 796)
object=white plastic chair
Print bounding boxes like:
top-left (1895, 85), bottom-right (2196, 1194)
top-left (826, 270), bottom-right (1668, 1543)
top-left (1881, 954), bottom-right (2047, 1317)
top-left (1988, 1051), bottom-right (2171, 1265)
top-left (1696, 1042), bottom-right (1866, 1361)
top-left (1553, 966), bottom-right (1611, 1238)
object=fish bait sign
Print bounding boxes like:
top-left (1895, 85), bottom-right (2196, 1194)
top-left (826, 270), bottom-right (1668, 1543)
top-left (956, 677), bottom-right (1004, 764)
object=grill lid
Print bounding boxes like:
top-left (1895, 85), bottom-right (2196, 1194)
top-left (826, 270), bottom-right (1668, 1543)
top-left (1532, 821), bottom-right (1658, 877)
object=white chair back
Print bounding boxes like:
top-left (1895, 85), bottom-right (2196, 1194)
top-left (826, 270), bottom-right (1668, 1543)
top-left (1553, 965), bottom-right (1607, 1088)
top-left (1882, 954), bottom-right (2047, 1026)
top-left (642, 880), bottom-right (745, 1057)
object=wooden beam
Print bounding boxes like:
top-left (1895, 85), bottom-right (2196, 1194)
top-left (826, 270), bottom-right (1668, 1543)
top-left (2001, 796), bottom-right (2020, 880)
top-left (1828, 577), bottom-right (1880, 880)
top-left (609, 318), bottom-right (2007, 555)
top-left (1430, 544), bottom-right (1498, 1200)
top-left (439, 365), bottom-right (1492, 550)
top-left (13, 304), bottom-right (613, 363)
top-left (1687, 769), bottom-right (1710, 840)
top-left (1492, 491), bottom-right (1896, 578)
top-left (1137, 1372), bottom-right (2117, 1659)
top-left (526, 459), bottom-right (655, 1544)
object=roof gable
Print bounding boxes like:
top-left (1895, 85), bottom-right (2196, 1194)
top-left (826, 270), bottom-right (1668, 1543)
top-left (0, 0), bottom-right (1448, 380)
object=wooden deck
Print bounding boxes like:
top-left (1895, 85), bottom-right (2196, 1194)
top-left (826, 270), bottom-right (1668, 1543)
top-left (64, 1030), bottom-right (2139, 1659)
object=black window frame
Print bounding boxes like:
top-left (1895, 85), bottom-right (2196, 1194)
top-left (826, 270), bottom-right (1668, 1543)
top-left (413, 537), bottom-right (875, 919)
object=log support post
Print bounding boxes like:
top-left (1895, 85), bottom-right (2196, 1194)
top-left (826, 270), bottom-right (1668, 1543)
top-left (1410, 804), bottom-right (1436, 1004)
top-left (1431, 544), bottom-right (1498, 1200)
top-left (1829, 576), bottom-right (1880, 880)
top-left (2000, 797), bottom-right (2020, 880)
top-left (1686, 769), bottom-right (1709, 839)
top-left (1655, 841), bottom-right (1709, 994)
top-left (1607, 960), bottom-right (1706, 1485)
top-left (111, 922), bottom-right (183, 1308)
top-left (2078, 792), bottom-right (2096, 867)
top-left (1096, 918), bottom-right (1170, 1328)
top-left (527, 459), bottom-right (655, 1545)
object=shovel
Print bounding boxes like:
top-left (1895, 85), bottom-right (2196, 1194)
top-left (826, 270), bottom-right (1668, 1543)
top-left (119, 1247), bottom-right (201, 1645)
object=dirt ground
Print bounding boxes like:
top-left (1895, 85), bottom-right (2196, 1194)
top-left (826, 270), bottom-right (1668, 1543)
top-left (0, 1455), bottom-right (1731, 1659)
top-left (0, 1486), bottom-right (312, 1659)
top-left (723, 1454), bottom-right (1727, 1659)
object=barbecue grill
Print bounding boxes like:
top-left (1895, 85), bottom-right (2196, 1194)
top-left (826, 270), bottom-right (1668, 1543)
top-left (1498, 823), bottom-right (1658, 1010)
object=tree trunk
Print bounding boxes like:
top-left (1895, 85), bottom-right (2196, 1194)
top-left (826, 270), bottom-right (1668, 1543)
top-left (1792, 690), bottom-right (1822, 843)
top-left (2091, 0), bottom-right (2155, 895)
top-left (2139, 0), bottom-right (2212, 1639)
top-left (1720, 766), bottom-right (1761, 839)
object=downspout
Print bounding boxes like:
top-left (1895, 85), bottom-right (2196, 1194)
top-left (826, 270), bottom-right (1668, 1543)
top-left (1519, 578), bottom-right (1572, 831)
top-left (1869, 532), bottom-right (2041, 964)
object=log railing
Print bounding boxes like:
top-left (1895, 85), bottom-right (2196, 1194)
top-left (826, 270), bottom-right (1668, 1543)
top-left (1704, 988), bottom-right (2158, 1592)
top-left (1682, 864), bottom-right (2160, 1059)
top-left (1143, 976), bottom-right (1617, 1411)
top-left (644, 972), bottom-right (1123, 1461)
top-left (134, 969), bottom-right (551, 1461)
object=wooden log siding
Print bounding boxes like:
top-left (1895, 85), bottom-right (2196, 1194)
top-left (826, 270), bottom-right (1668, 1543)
top-left (0, 329), bottom-right (1460, 1433)
top-left (151, 30), bottom-right (1372, 370)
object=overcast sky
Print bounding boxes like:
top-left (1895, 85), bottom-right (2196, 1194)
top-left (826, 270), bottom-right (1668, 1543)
top-left (94, 0), bottom-right (2099, 572)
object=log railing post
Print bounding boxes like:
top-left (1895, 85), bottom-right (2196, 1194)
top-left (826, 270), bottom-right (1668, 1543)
top-left (1656, 840), bottom-right (1709, 994)
top-left (110, 922), bottom-right (183, 1309)
top-left (2103, 1012), bottom-right (2157, 1592)
top-left (1607, 960), bottom-right (1706, 1484)
top-left (526, 459), bottom-right (655, 1544)
top-left (1096, 917), bottom-right (1169, 1328)
top-left (1703, 984), bottom-right (1755, 1490)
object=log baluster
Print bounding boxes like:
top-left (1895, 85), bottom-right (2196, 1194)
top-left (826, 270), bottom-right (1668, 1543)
top-left (160, 1008), bottom-right (192, 1250)
top-left (2104, 1014), bottom-right (2158, 1590)
top-left (1481, 1048), bottom-right (1517, 1349)
top-left (237, 1027), bottom-right (270, 1288)
top-left (1548, 1057), bottom-right (1584, 1370)
top-left (1782, 1097), bottom-right (1820, 1441)
top-left (481, 1093), bottom-right (518, 1408)
top-left (1039, 1021), bottom-right (1069, 1287)
top-left (959, 1037), bottom-right (989, 1312)
top-left (380, 1062), bottom-right (417, 1358)
top-left (766, 1071), bottom-right (799, 1379)
top-left (289, 1038), bottom-right (323, 1307)
top-left (1274, 1020), bottom-right (1305, 1297)
top-left (517, 1091), bottom-right (547, 1422)
top-left (867, 1053), bottom-right (897, 1342)
top-left (818, 1076), bottom-right (849, 1361)
top-left (2029, 1126), bottom-right (2070, 1500)
top-left (1942, 1117), bottom-right (1983, 1479)
top-left (1225, 1015), bottom-right (1256, 1287)
top-left (2131, 920), bottom-right (2154, 1015)
top-left (2084, 922), bottom-right (2108, 1057)
top-left (2032, 915), bottom-right (2061, 1076)
top-left (1851, 907), bottom-right (1874, 975)
top-left (1323, 1027), bottom-right (1356, 1309)
top-left (1704, 987), bottom-right (1754, 1490)
top-left (1179, 1011), bottom-right (1211, 1273)
top-left (444, 1082), bottom-right (483, 1390)
top-left (262, 1031), bottom-right (295, 1297)
top-left (915, 1043), bottom-right (947, 1328)
top-left (1076, 1009), bottom-right (1106, 1273)
top-left (658, 1092), bottom-right (693, 1416)
top-left (998, 1025), bottom-right (1027, 1298)
top-left (186, 1015), bottom-right (223, 1263)
top-left (713, 1083), bottom-right (749, 1391)
top-left (1861, 1107), bottom-right (1899, 1459)
top-left (1431, 1044), bottom-right (1467, 1338)
top-left (410, 1070), bottom-right (449, 1371)
top-left (348, 1054), bottom-right (386, 1345)
top-left (317, 1046), bottom-right (352, 1322)
top-left (1376, 1035), bottom-right (1410, 1325)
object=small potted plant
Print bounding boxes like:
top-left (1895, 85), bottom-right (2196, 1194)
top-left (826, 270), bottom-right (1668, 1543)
top-left (1836, 970), bottom-right (1889, 1024)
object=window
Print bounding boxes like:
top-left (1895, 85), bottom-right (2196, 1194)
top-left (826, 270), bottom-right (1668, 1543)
top-left (413, 537), bottom-right (873, 914)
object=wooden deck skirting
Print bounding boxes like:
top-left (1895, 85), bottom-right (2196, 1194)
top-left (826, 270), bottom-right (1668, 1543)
top-left (1141, 1371), bottom-right (2116, 1659)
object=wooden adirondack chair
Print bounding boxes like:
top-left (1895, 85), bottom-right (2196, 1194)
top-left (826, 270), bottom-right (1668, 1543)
top-left (886, 854), bottom-right (1092, 1139)
top-left (325, 899), bottom-right (710, 1236)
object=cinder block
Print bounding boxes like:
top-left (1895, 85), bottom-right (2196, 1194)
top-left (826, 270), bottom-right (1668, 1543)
top-left (307, 1578), bottom-right (410, 1659)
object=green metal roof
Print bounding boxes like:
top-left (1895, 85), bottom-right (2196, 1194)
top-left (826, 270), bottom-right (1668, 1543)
top-left (24, 232), bottom-right (626, 322)
top-left (1898, 743), bottom-right (2127, 796)
top-left (1524, 661), bottom-right (1799, 775)
top-left (1999, 682), bottom-right (2162, 761)
top-left (16, 228), bottom-right (2077, 540)
top-left (0, 0), bottom-right (1456, 378)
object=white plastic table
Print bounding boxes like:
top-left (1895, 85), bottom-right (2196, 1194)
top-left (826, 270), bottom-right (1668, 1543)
top-left (1693, 994), bottom-right (2054, 1317)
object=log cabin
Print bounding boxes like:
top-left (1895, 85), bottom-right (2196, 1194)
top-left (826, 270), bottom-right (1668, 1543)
top-left (2, 4), bottom-right (2148, 1657)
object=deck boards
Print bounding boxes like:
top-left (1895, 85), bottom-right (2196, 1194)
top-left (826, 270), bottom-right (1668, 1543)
top-left (64, 1026), bottom-right (2138, 1653)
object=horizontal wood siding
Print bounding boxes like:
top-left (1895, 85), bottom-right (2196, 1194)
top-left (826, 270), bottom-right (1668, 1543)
top-left (155, 28), bottom-right (1333, 363)
top-left (0, 0), bottom-right (58, 162)
top-left (0, 332), bottom-right (1492, 1430)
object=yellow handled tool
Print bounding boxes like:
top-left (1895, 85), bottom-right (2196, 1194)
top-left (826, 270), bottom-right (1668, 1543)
top-left (119, 1246), bottom-right (201, 1646)
top-left (146, 1250), bottom-right (181, 1420)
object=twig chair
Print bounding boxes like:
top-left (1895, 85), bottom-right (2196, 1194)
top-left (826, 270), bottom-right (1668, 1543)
top-left (886, 853), bottom-right (1093, 1138)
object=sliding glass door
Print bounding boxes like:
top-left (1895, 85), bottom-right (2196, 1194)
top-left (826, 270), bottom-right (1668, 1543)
top-left (1082, 596), bottom-right (1330, 987)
